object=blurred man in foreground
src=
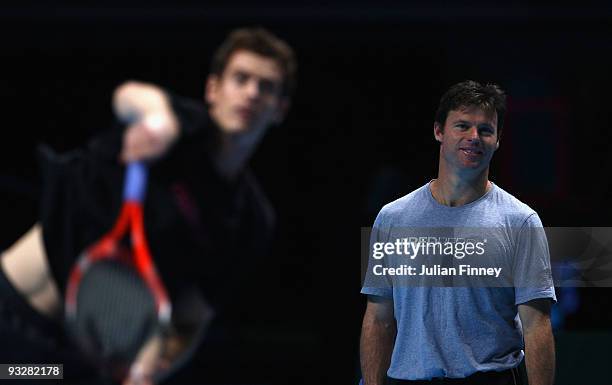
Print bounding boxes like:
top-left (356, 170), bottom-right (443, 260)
top-left (1, 27), bottom-right (296, 385)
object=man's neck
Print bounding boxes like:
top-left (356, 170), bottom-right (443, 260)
top-left (431, 166), bottom-right (491, 207)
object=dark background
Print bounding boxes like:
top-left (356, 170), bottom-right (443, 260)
top-left (1, 1), bottom-right (611, 384)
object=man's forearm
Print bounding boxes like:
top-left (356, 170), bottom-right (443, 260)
top-left (360, 314), bottom-right (396, 385)
top-left (524, 321), bottom-right (555, 385)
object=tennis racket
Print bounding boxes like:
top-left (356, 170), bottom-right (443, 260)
top-left (65, 161), bottom-right (171, 381)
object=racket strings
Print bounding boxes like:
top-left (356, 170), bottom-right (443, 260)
top-left (71, 259), bottom-right (158, 368)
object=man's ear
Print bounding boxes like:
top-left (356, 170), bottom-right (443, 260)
top-left (434, 122), bottom-right (444, 143)
top-left (272, 97), bottom-right (290, 125)
top-left (205, 75), bottom-right (219, 105)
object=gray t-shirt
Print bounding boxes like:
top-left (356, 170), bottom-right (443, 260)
top-left (361, 181), bottom-right (556, 380)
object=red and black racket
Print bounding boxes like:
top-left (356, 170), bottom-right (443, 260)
top-left (65, 161), bottom-right (171, 380)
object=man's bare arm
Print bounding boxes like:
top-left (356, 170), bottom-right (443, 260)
top-left (360, 295), bottom-right (396, 385)
top-left (518, 298), bottom-right (555, 385)
top-left (1, 224), bottom-right (61, 318)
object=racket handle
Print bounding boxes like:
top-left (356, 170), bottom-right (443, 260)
top-left (124, 162), bottom-right (148, 202)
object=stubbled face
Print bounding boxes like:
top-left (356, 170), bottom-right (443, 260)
top-left (434, 106), bottom-right (499, 173)
top-left (206, 50), bottom-right (286, 139)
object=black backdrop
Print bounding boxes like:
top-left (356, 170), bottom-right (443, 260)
top-left (1, 2), bottom-right (611, 384)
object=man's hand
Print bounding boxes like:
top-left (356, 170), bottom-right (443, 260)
top-left (122, 288), bottom-right (215, 385)
top-left (122, 333), bottom-right (163, 385)
top-left (113, 81), bottom-right (180, 162)
top-left (120, 113), bottom-right (179, 162)
top-left (518, 298), bottom-right (555, 385)
top-left (360, 295), bottom-right (396, 385)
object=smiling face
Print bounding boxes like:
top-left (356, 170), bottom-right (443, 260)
top-left (434, 105), bottom-right (499, 174)
top-left (206, 50), bottom-right (286, 140)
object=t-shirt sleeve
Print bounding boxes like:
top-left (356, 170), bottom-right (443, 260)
top-left (513, 213), bottom-right (557, 305)
top-left (361, 209), bottom-right (393, 298)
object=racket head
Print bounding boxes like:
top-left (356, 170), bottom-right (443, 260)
top-left (65, 245), bottom-right (160, 380)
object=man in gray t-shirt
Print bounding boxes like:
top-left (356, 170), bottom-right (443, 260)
top-left (360, 81), bottom-right (556, 385)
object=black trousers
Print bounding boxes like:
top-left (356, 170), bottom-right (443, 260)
top-left (387, 367), bottom-right (524, 385)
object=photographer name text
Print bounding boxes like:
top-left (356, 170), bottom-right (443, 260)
top-left (373, 264), bottom-right (502, 277)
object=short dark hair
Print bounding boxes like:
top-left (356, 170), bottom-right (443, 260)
top-left (210, 27), bottom-right (297, 98)
top-left (435, 80), bottom-right (507, 138)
